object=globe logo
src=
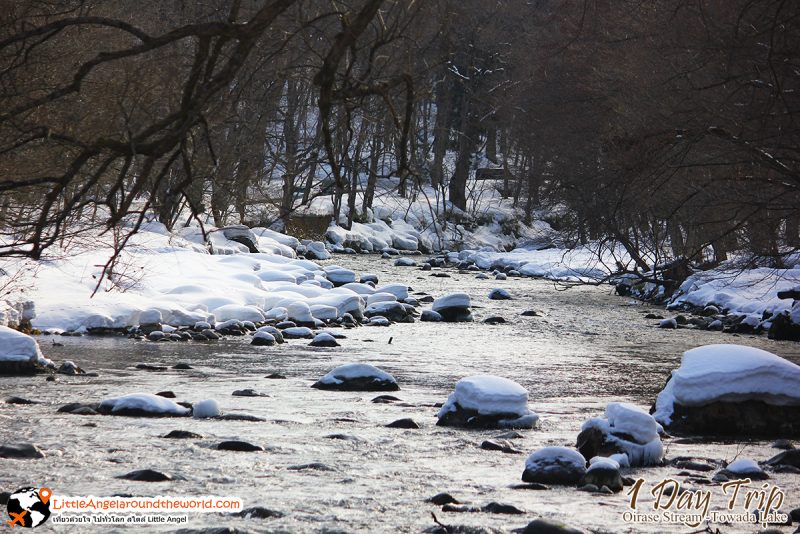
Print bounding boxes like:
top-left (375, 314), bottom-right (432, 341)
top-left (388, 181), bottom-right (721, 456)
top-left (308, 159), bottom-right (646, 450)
top-left (6, 488), bottom-right (51, 528)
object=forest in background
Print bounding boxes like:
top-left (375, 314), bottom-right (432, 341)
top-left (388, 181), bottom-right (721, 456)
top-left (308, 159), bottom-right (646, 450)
top-left (0, 0), bottom-right (798, 282)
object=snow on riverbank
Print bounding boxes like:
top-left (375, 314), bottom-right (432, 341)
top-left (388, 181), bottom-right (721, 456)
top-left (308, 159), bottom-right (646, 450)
top-left (0, 221), bottom-right (373, 332)
top-left (668, 259), bottom-right (800, 326)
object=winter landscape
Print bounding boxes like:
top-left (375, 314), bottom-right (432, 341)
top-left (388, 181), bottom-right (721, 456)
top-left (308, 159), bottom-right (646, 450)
top-left (2, 2), bottom-right (800, 534)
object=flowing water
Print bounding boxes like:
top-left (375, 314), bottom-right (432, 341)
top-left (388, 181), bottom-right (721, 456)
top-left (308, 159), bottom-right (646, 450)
top-left (2, 255), bottom-right (799, 533)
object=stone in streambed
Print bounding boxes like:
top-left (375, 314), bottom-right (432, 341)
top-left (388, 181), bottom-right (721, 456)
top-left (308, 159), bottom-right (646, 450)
top-left (521, 518), bottom-right (586, 534)
top-left (117, 469), bottom-right (172, 482)
top-left (0, 443), bottom-right (45, 459)
top-left (522, 447), bottom-right (587, 485)
top-left (234, 506), bottom-right (284, 519)
top-left (311, 363), bottom-right (399, 391)
top-left (162, 430), bottom-right (203, 439)
top-left (216, 440), bottom-right (263, 452)
top-left (480, 439), bottom-right (523, 454)
top-left (385, 418), bottom-right (420, 429)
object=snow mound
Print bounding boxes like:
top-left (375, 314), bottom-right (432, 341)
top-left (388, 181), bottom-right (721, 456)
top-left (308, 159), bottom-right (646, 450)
top-left (653, 344), bottom-right (800, 425)
top-left (725, 458), bottom-right (761, 475)
top-left (438, 375), bottom-right (538, 427)
top-left (0, 326), bottom-right (52, 366)
top-left (193, 399), bottom-right (221, 418)
top-left (317, 363), bottom-right (395, 385)
top-left (581, 402), bottom-right (664, 467)
top-left (99, 393), bottom-right (189, 416)
top-left (525, 447), bottom-right (586, 473)
top-left (211, 304), bottom-right (265, 323)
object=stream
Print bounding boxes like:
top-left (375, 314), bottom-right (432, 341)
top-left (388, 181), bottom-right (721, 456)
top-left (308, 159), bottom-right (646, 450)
top-left (2, 254), bottom-right (799, 533)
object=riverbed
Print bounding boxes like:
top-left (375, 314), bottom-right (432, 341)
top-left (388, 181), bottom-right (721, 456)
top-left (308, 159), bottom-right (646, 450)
top-left (2, 255), bottom-right (799, 533)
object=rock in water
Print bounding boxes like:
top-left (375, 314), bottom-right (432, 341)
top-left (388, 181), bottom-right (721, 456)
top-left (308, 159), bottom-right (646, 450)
top-left (0, 325), bottom-right (54, 375)
top-left (577, 402), bottom-right (664, 466)
top-left (0, 443), bottom-right (45, 459)
top-left (437, 375), bottom-right (539, 429)
top-left (522, 447), bottom-right (587, 485)
top-left (117, 469), bottom-right (172, 482)
top-left (97, 393), bottom-right (190, 417)
top-left (652, 344), bottom-right (800, 437)
top-left (522, 518), bottom-right (585, 534)
top-left (420, 310), bottom-right (443, 322)
top-left (579, 457), bottom-right (623, 492)
top-left (386, 418), bottom-right (420, 429)
top-left (162, 430), bottom-right (203, 439)
top-left (488, 288), bottom-right (512, 300)
top-left (432, 293), bottom-right (473, 322)
top-left (217, 440), bottom-right (263, 452)
top-left (311, 363), bottom-right (399, 391)
top-left (251, 331), bottom-right (275, 346)
top-left (309, 332), bottom-right (340, 347)
top-left (717, 458), bottom-right (769, 480)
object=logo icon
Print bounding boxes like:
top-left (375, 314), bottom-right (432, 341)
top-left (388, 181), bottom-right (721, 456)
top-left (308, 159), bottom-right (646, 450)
top-left (6, 488), bottom-right (51, 528)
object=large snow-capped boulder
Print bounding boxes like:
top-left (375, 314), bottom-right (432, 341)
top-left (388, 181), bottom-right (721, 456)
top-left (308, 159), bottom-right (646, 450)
top-left (301, 241), bottom-right (331, 260)
top-left (652, 344), bottom-right (800, 437)
top-left (437, 375), bottom-right (539, 429)
top-left (311, 363), bottom-right (399, 391)
top-left (0, 326), bottom-right (54, 374)
top-left (522, 447), bottom-right (586, 485)
top-left (577, 402), bottom-right (664, 467)
top-left (98, 393), bottom-right (190, 417)
top-left (432, 292), bottom-right (473, 322)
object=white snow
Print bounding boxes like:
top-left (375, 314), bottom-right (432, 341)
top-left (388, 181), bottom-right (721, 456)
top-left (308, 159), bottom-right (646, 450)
top-left (212, 304), bottom-right (265, 323)
top-left (432, 292), bottom-right (471, 311)
top-left (193, 399), bottom-right (221, 418)
top-left (316, 363), bottom-right (396, 385)
top-left (725, 458), bottom-right (763, 475)
top-left (283, 326), bottom-right (313, 337)
top-left (588, 456), bottom-right (620, 471)
top-left (99, 393), bottom-right (190, 416)
top-left (324, 265), bottom-right (356, 285)
top-left (138, 308), bottom-right (162, 325)
top-left (581, 402), bottom-right (664, 467)
top-left (366, 292), bottom-right (397, 306)
top-left (286, 301), bottom-right (314, 323)
top-left (0, 326), bottom-right (53, 366)
top-left (375, 283), bottom-right (409, 300)
top-left (653, 344), bottom-right (800, 425)
top-left (438, 375), bottom-right (538, 422)
top-left (525, 447), bottom-right (586, 473)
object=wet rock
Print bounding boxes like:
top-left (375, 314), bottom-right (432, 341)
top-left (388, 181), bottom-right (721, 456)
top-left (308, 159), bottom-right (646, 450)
top-left (659, 318), bottom-right (677, 329)
top-left (421, 263), bottom-right (432, 271)
top-left (58, 402), bottom-right (99, 414)
top-left (147, 330), bottom-right (166, 341)
top-left (483, 316), bottom-right (506, 325)
top-left (218, 413), bottom-right (266, 422)
top-left (441, 504), bottom-right (480, 513)
top-left (156, 391), bottom-right (176, 398)
top-left (222, 225), bottom-right (259, 253)
top-left (764, 449), bottom-right (800, 468)
top-left (488, 288), bottom-right (512, 300)
top-left (521, 518), bottom-right (585, 534)
top-left (173, 363), bottom-right (193, 370)
top-left (281, 326), bottom-right (314, 339)
top-left (232, 389), bottom-right (268, 397)
top-left (510, 483), bottom-right (550, 491)
top-left (428, 493), bottom-right (460, 505)
top-left (644, 313), bottom-right (664, 319)
top-left (520, 310), bottom-right (540, 317)
top-left (57, 360), bottom-right (85, 375)
top-left (372, 395), bottom-right (402, 403)
top-left (772, 439), bottom-right (795, 450)
top-left (475, 273), bottom-right (489, 280)
top-left (664, 400), bottom-right (800, 438)
top-left (136, 363), bottom-right (168, 371)
top-left (264, 372), bottom-right (286, 379)
top-left (163, 430), bottom-right (203, 439)
top-left (671, 458), bottom-right (717, 472)
top-left (216, 440), bottom-right (263, 452)
top-left (494, 431), bottom-right (524, 440)
top-left (395, 257), bottom-right (417, 267)
top-left (386, 418), bottom-right (420, 429)
top-left (234, 506), bottom-right (284, 519)
top-left (201, 329), bottom-right (221, 340)
top-left (522, 447), bottom-right (587, 485)
top-left (324, 434), bottom-right (364, 442)
top-left (117, 469), bottom-right (172, 481)
top-left (5, 396), bottom-right (37, 404)
top-left (421, 310), bottom-right (443, 322)
top-left (287, 462), bottom-right (335, 471)
top-left (768, 311), bottom-right (800, 341)
top-left (275, 321), bottom-right (296, 330)
top-left (481, 502), bottom-right (524, 514)
top-left (0, 443), bottom-right (45, 459)
top-left (432, 293), bottom-right (473, 322)
top-left (480, 439), bottom-right (523, 454)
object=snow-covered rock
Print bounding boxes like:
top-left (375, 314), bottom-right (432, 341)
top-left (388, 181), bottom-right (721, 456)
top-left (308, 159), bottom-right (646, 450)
top-left (309, 332), bottom-right (340, 347)
top-left (0, 326), bottom-right (54, 373)
top-left (376, 283), bottom-right (409, 301)
top-left (251, 330), bottom-right (276, 346)
top-left (366, 292), bottom-right (397, 306)
top-left (432, 292), bottom-right (473, 322)
top-left (394, 257), bottom-right (417, 267)
top-left (653, 344), bottom-right (800, 436)
top-left (580, 456), bottom-right (624, 492)
top-left (437, 375), bottom-right (539, 429)
top-left (282, 326), bottom-right (314, 339)
top-left (364, 301), bottom-right (414, 323)
top-left (98, 393), bottom-right (189, 417)
top-left (311, 363), bottom-right (398, 391)
top-left (138, 308), bottom-right (163, 325)
top-left (286, 301), bottom-right (315, 324)
top-left (193, 399), bottom-right (221, 419)
top-left (577, 402), bottom-right (664, 467)
top-left (718, 458), bottom-right (768, 480)
top-left (302, 241), bottom-right (331, 260)
top-left (522, 447), bottom-right (587, 485)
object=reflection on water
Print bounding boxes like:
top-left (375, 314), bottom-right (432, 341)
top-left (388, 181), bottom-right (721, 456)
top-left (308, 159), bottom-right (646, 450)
top-left (2, 255), bottom-right (799, 533)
